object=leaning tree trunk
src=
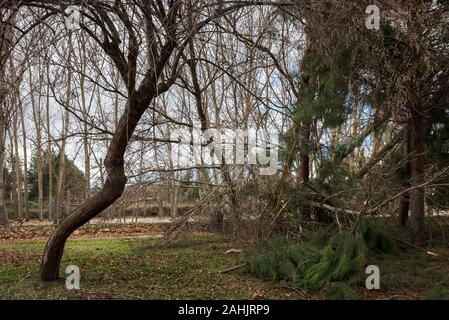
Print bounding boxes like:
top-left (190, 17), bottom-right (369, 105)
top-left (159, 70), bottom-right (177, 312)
top-left (409, 110), bottom-right (426, 243)
top-left (40, 93), bottom-right (152, 281)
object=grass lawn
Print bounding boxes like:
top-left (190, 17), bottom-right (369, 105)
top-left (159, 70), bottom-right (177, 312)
top-left (1, 232), bottom-right (448, 300)
top-left (0, 233), bottom-right (304, 300)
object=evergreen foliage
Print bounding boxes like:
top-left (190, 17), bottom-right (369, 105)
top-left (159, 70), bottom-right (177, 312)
top-left (325, 282), bottom-right (360, 300)
top-left (28, 149), bottom-right (86, 200)
top-left (244, 217), bottom-right (393, 290)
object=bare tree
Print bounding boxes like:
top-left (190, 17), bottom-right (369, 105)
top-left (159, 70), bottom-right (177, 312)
top-left (35, 0), bottom-right (273, 281)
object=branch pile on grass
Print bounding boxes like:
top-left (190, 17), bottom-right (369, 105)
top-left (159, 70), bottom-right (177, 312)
top-left (243, 217), bottom-right (393, 290)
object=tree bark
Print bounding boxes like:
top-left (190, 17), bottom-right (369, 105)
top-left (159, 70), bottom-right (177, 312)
top-left (45, 62), bottom-right (54, 221)
top-left (0, 62), bottom-right (8, 225)
top-left (20, 102), bottom-right (29, 220)
top-left (30, 66), bottom-right (44, 220)
top-left (409, 110), bottom-right (426, 243)
top-left (298, 121), bottom-right (310, 185)
top-left (54, 109), bottom-right (68, 224)
top-left (40, 93), bottom-right (147, 280)
top-left (54, 34), bottom-right (73, 223)
top-left (79, 33), bottom-right (91, 200)
top-left (399, 126), bottom-right (411, 226)
top-left (12, 106), bottom-right (23, 220)
top-left (0, 110), bottom-right (7, 225)
top-left (0, 4), bottom-right (18, 224)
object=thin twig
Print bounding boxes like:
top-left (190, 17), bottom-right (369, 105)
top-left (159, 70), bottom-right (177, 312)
top-left (218, 263), bottom-right (247, 274)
